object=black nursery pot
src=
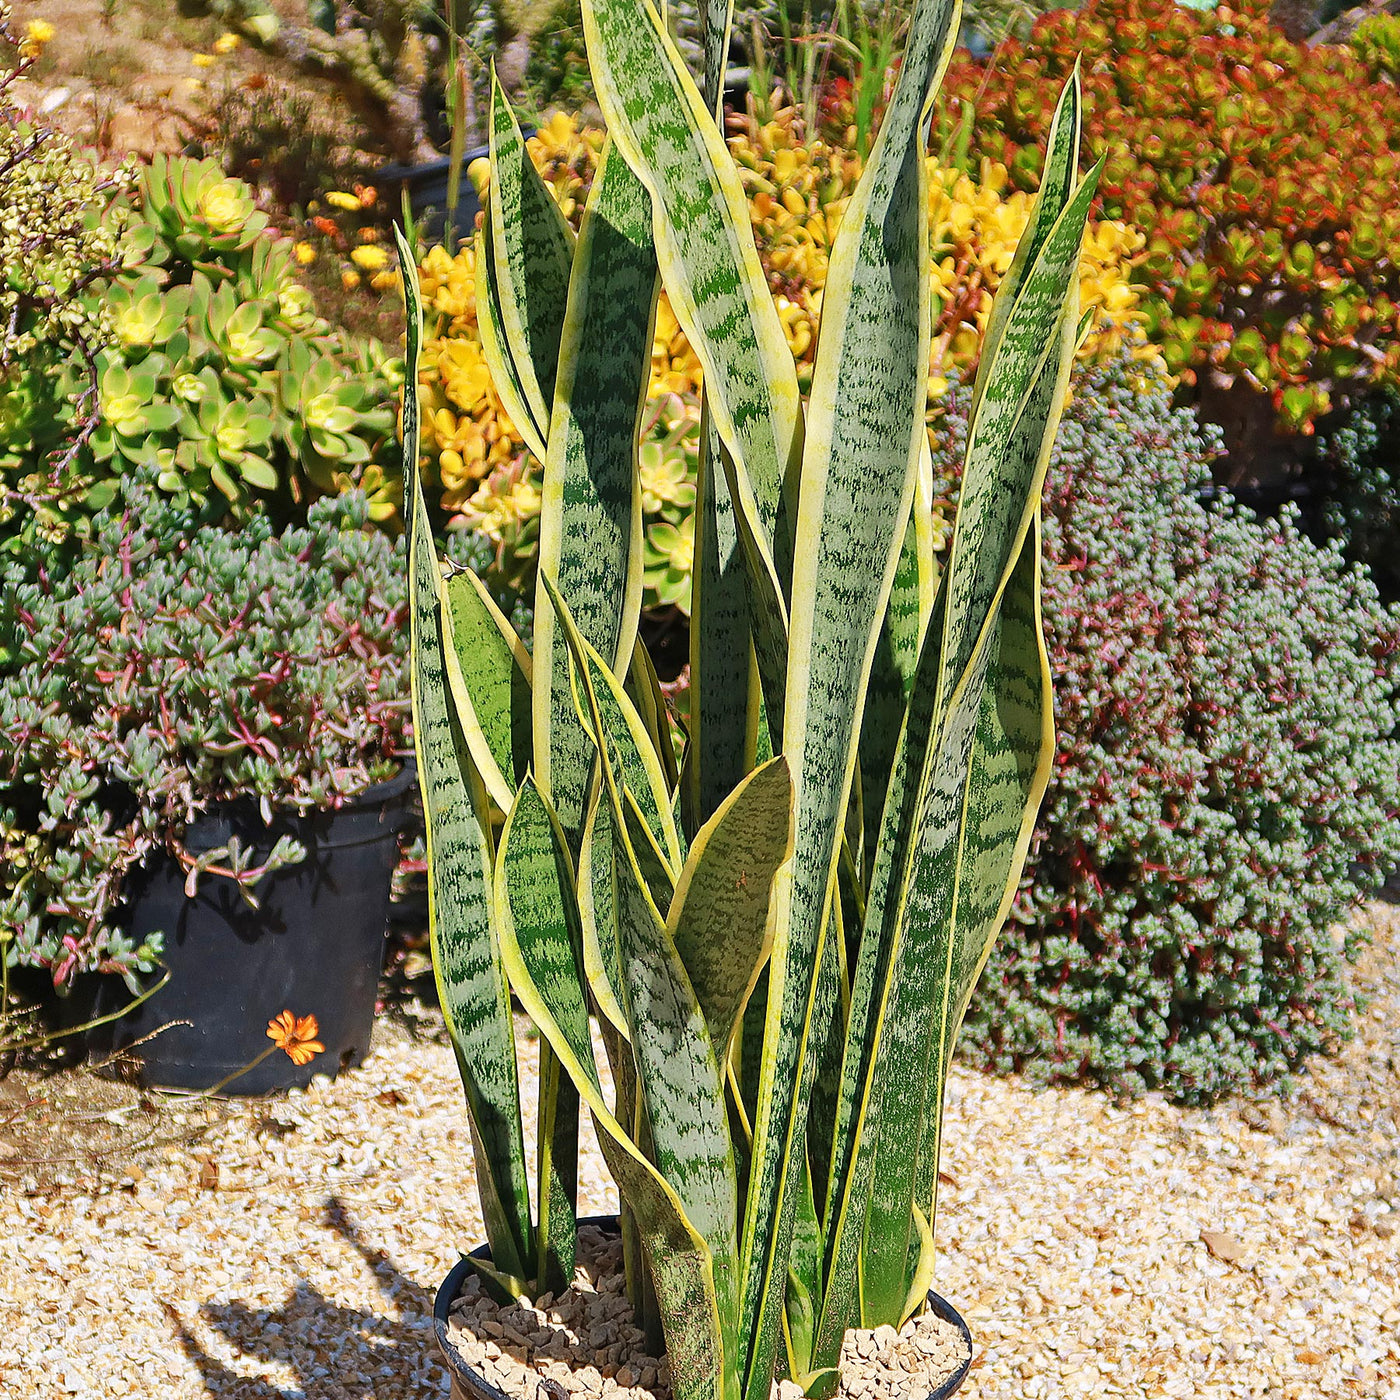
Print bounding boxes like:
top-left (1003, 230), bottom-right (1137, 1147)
top-left (432, 1215), bottom-right (973, 1400)
top-left (379, 134), bottom-right (533, 250)
top-left (81, 766), bottom-right (416, 1094)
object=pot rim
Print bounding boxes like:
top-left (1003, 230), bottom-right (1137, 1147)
top-left (432, 1215), bottom-right (973, 1400)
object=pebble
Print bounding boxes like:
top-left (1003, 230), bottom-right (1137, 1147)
top-left (1, 904), bottom-right (1397, 1399)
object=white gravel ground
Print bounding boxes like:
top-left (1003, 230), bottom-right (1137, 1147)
top-left (1, 904), bottom-right (1396, 1400)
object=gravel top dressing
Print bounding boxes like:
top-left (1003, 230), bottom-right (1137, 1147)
top-left (443, 1223), bottom-right (969, 1399)
top-left (1, 905), bottom-right (1396, 1400)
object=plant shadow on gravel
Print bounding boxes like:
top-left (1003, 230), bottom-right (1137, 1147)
top-left (169, 1196), bottom-right (444, 1398)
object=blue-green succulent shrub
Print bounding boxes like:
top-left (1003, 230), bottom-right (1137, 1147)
top-left (934, 356), bottom-right (1400, 1103)
top-left (0, 470), bottom-right (521, 988)
top-left (0, 479), bottom-right (410, 987)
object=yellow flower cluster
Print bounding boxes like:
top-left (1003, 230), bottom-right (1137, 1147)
top-left (418, 242), bottom-right (524, 507)
top-left (20, 16), bottom-right (54, 57)
top-left (417, 108), bottom-right (1149, 605)
top-left (733, 110), bottom-right (1147, 396)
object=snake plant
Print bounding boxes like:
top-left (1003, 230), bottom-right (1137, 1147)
top-left (404, 0), bottom-right (1098, 1394)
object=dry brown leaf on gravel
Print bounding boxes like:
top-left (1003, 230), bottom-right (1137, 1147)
top-left (1198, 1229), bottom-right (1248, 1263)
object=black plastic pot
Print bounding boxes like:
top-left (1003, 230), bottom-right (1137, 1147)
top-left (433, 1215), bottom-right (973, 1400)
top-left (80, 766), bottom-right (416, 1094)
top-left (379, 134), bottom-right (531, 250)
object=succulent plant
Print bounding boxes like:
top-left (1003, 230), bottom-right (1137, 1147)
top-left (1, 156), bottom-right (404, 545)
top-left (938, 0), bottom-right (1400, 455)
top-left (934, 354), bottom-right (1400, 1103)
top-left (0, 479), bottom-right (413, 989)
top-left (407, 0), bottom-right (1094, 1389)
top-left (1349, 9), bottom-right (1400, 80)
top-left (0, 4), bottom-right (134, 546)
top-left (136, 154), bottom-right (270, 269)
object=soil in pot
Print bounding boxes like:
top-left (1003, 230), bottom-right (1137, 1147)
top-left (444, 1224), bottom-right (971, 1400)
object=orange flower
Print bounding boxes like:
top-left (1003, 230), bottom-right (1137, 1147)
top-left (266, 1011), bottom-right (325, 1066)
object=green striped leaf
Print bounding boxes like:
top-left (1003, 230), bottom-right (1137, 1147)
top-left (668, 755), bottom-right (793, 1057)
top-left (858, 529), bottom-right (1053, 1322)
top-left (697, 0), bottom-right (734, 114)
top-left (857, 506), bottom-right (935, 878)
top-left (533, 139), bottom-right (656, 846)
top-left (579, 0), bottom-right (802, 607)
top-left (688, 415), bottom-right (760, 834)
top-left (495, 807), bottom-right (729, 1400)
top-left (540, 572), bottom-right (683, 869)
top-left (737, 1), bottom-right (959, 1390)
top-left (938, 142), bottom-right (1100, 708)
top-left (969, 67), bottom-right (1082, 412)
top-left (495, 778), bottom-right (583, 1291)
top-left (815, 137), bottom-right (1087, 1359)
top-left (611, 813), bottom-right (742, 1361)
top-left (440, 569), bottom-right (533, 814)
top-left (823, 581), bottom-right (948, 1256)
top-left (545, 566), bottom-right (741, 1386)
top-left (622, 783), bottom-right (679, 912)
top-left (628, 637), bottom-right (680, 797)
top-left (684, 0), bottom-right (757, 840)
top-left (578, 790), bottom-right (628, 1036)
top-left (487, 75), bottom-right (574, 446)
top-left (399, 232), bottom-right (530, 1281)
top-left (475, 218), bottom-right (548, 464)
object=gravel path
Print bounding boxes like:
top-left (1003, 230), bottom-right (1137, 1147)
top-left (2, 904), bottom-right (1396, 1400)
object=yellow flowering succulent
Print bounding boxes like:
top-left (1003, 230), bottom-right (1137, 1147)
top-left (418, 107), bottom-right (1148, 611)
top-left (350, 244), bottom-right (390, 271)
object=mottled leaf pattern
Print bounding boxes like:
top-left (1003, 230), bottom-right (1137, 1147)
top-left (487, 76), bottom-right (574, 442)
top-left (474, 217), bottom-right (549, 464)
top-left (689, 417), bottom-right (758, 833)
top-left (541, 572), bottom-right (683, 869)
top-left (533, 139), bottom-right (656, 845)
top-left (495, 779), bottom-right (584, 1290)
top-left (859, 533), bottom-right (1053, 1321)
top-left (579, 791), bottom-right (628, 1036)
top-left (738, 0), bottom-right (959, 1389)
top-left (406, 11), bottom-right (1096, 1389)
top-left (814, 116), bottom-right (1086, 1361)
top-left (938, 159), bottom-right (1099, 708)
top-left (612, 819), bottom-right (742, 1352)
top-left (440, 569), bottom-right (532, 813)
top-left (399, 233), bottom-right (530, 1280)
top-left (495, 816), bottom-right (730, 1400)
top-left (580, 0), bottom-right (802, 605)
top-left (668, 756), bottom-right (793, 1056)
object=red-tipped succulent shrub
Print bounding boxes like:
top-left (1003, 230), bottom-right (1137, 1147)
top-left (939, 0), bottom-right (1400, 462)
